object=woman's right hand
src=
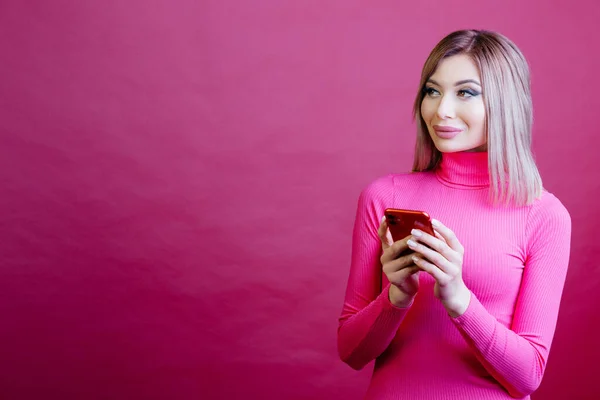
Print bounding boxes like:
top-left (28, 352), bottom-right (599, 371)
top-left (378, 217), bottom-right (420, 308)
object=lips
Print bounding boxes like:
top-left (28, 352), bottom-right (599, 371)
top-left (433, 125), bottom-right (463, 139)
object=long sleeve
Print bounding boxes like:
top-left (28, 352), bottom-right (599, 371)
top-left (337, 177), bottom-right (411, 370)
top-left (451, 193), bottom-right (572, 398)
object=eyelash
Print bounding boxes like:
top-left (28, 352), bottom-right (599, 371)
top-left (423, 87), bottom-right (480, 98)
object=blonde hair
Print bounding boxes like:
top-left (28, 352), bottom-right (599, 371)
top-left (412, 30), bottom-right (542, 206)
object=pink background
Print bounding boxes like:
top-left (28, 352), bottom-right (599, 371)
top-left (1, 0), bottom-right (598, 399)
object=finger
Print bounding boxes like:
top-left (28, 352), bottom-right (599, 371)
top-left (385, 228), bottom-right (394, 248)
top-left (389, 235), bottom-right (413, 260)
top-left (381, 234), bottom-right (412, 264)
top-left (407, 236), bottom-right (456, 274)
top-left (410, 229), bottom-right (456, 263)
top-left (431, 219), bottom-right (464, 253)
top-left (382, 252), bottom-right (417, 274)
top-left (434, 230), bottom-right (447, 244)
top-left (388, 264), bottom-right (420, 282)
top-left (412, 255), bottom-right (448, 284)
top-left (378, 216), bottom-right (392, 250)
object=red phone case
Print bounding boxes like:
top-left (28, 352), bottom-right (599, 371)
top-left (384, 208), bottom-right (434, 242)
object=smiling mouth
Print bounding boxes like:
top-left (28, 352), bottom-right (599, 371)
top-left (432, 126), bottom-right (463, 139)
top-left (433, 125), bottom-right (462, 132)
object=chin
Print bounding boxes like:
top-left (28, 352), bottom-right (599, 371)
top-left (433, 141), bottom-right (473, 153)
top-left (431, 138), bottom-right (487, 153)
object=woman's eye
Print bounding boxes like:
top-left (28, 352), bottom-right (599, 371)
top-left (458, 89), bottom-right (480, 98)
top-left (424, 87), bottom-right (440, 97)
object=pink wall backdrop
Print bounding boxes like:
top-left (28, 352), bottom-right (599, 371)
top-left (1, 0), bottom-right (598, 399)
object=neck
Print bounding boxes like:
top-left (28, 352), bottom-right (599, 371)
top-left (435, 151), bottom-right (489, 189)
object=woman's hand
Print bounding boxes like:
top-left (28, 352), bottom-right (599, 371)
top-left (406, 219), bottom-right (471, 317)
top-left (378, 217), bottom-right (421, 308)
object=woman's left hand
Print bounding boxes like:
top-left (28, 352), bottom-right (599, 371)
top-left (406, 219), bottom-right (471, 318)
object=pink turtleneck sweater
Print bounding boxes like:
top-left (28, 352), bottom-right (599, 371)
top-left (338, 151), bottom-right (571, 399)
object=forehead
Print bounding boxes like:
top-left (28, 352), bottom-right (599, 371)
top-left (430, 54), bottom-right (481, 84)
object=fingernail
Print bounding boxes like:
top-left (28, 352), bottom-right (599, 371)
top-left (431, 219), bottom-right (440, 227)
top-left (410, 229), bottom-right (422, 237)
top-left (407, 239), bottom-right (416, 248)
top-left (412, 256), bottom-right (419, 263)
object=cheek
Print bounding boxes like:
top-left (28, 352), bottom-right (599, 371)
top-left (465, 102), bottom-right (486, 129)
top-left (420, 99), bottom-right (433, 122)
top-left (475, 104), bottom-right (486, 126)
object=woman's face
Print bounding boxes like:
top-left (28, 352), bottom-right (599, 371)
top-left (420, 54), bottom-right (487, 153)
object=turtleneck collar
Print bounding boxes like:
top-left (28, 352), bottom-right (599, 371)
top-left (435, 151), bottom-right (490, 189)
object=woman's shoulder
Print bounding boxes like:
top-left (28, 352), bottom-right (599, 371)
top-left (526, 189), bottom-right (571, 233)
top-left (532, 190), bottom-right (570, 215)
top-left (356, 172), bottom-right (435, 210)
top-left (360, 171), bottom-right (434, 197)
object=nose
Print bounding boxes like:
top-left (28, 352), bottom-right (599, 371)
top-left (436, 95), bottom-right (456, 119)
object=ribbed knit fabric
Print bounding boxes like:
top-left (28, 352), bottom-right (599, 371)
top-left (338, 151), bottom-right (571, 400)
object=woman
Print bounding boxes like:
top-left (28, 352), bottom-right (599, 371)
top-left (337, 30), bottom-right (571, 399)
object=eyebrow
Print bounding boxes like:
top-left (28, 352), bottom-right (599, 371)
top-left (427, 79), bottom-right (481, 87)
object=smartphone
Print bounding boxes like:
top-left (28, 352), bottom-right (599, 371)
top-left (384, 208), bottom-right (435, 242)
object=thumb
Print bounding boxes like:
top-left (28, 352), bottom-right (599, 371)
top-left (378, 216), bottom-right (393, 250)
